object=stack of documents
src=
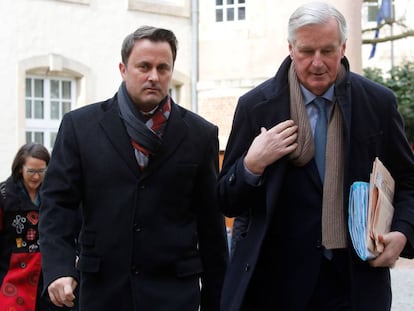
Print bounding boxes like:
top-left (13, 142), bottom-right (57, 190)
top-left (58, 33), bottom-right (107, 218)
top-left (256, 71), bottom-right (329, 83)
top-left (348, 157), bottom-right (395, 260)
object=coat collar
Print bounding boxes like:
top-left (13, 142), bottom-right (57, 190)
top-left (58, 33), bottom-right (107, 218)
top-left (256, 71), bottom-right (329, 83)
top-left (261, 56), bottom-right (352, 215)
top-left (140, 101), bottom-right (188, 180)
top-left (99, 97), bottom-right (188, 180)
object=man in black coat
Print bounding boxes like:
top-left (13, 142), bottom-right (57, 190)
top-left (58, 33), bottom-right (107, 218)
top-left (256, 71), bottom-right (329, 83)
top-left (219, 3), bottom-right (414, 310)
top-left (39, 26), bottom-right (228, 311)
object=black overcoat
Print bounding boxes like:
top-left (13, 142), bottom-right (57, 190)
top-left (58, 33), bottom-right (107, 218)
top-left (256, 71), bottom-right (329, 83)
top-left (39, 95), bottom-right (228, 311)
top-left (218, 57), bottom-right (414, 311)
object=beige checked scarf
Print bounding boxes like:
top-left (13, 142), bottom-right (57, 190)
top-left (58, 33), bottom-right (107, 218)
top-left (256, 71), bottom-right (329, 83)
top-left (288, 62), bottom-right (347, 249)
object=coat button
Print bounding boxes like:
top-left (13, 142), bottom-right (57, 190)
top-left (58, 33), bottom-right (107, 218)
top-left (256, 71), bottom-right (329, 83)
top-left (244, 264), bottom-right (250, 272)
top-left (131, 265), bottom-right (140, 275)
top-left (315, 240), bottom-right (322, 249)
top-left (228, 173), bottom-right (236, 185)
top-left (133, 224), bottom-right (142, 232)
top-left (20, 262), bottom-right (26, 269)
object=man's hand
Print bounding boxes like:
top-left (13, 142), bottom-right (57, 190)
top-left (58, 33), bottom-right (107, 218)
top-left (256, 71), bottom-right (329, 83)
top-left (369, 231), bottom-right (407, 268)
top-left (244, 120), bottom-right (298, 175)
top-left (48, 276), bottom-right (78, 308)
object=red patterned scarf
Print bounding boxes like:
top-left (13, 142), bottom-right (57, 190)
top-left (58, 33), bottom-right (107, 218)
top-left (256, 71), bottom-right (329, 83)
top-left (131, 98), bottom-right (171, 169)
top-left (117, 82), bottom-right (171, 169)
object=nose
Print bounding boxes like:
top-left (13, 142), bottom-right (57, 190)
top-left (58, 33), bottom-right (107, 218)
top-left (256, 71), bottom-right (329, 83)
top-left (312, 51), bottom-right (324, 67)
top-left (31, 172), bottom-right (43, 179)
top-left (148, 68), bottom-right (159, 82)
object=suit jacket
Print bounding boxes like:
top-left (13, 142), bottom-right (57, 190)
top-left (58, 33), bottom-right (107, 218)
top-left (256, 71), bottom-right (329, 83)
top-left (218, 56), bottom-right (414, 311)
top-left (39, 94), bottom-right (228, 311)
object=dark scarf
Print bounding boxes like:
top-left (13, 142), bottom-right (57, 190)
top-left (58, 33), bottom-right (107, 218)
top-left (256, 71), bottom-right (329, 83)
top-left (117, 82), bottom-right (170, 169)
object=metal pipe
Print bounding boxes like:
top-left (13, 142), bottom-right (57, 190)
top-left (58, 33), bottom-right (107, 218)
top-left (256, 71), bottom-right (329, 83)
top-left (191, 0), bottom-right (198, 113)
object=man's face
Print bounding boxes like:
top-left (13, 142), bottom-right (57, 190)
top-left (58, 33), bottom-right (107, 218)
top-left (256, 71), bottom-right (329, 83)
top-left (289, 18), bottom-right (346, 95)
top-left (119, 39), bottom-right (173, 112)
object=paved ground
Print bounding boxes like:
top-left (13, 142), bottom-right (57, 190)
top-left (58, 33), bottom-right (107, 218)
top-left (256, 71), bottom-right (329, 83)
top-left (391, 258), bottom-right (414, 310)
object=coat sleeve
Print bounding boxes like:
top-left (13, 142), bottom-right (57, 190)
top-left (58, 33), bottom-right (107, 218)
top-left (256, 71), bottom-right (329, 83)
top-left (218, 97), bottom-right (267, 218)
top-left (385, 93), bottom-right (414, 258)
top-left (350, 77), bottom-right (414, 258)
top-left (195, 125), bottom-right (229, 311)
top-left (39, 112), bottom-right (82, 289)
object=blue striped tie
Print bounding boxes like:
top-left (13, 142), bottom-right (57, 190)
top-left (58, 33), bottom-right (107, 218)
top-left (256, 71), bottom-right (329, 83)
top-left (314, 97), bottom-right (328, 182)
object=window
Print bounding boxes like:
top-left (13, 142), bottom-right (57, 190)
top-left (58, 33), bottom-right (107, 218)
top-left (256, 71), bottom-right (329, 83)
top-left (215, 0), bottom-right (246, 22)
top-left (363, 0), bottom-right (394, 23)
top-left (25, 76), bottom-right (76, 150)
top-left (169, 85), bottom-right (180, 102)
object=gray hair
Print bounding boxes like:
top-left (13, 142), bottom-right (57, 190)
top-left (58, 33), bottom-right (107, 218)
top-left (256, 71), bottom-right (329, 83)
top-left (121, 26), bottom-right (178, 65)
top-left (288, 2), bottom-right (348, 44)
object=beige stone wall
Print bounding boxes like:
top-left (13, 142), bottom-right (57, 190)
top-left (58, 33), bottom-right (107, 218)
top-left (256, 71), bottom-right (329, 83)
top-left (198, 96), bottom-right (239, 151)
top-left (197, 0), bottom-right (365, 152)
top-left (0, 0), bottom-right (192, 179)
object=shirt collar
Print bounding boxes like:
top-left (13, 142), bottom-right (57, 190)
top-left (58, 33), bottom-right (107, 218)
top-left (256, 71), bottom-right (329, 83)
top-left (301, 84), bottom-right (335, 106)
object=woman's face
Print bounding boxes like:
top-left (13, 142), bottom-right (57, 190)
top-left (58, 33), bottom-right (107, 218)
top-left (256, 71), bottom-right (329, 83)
top-left (21, 156), bottom-right (47, 193)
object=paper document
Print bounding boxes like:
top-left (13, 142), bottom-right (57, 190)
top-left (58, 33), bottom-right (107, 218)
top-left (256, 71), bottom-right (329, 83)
top-left (348, 157), bottom-right (395, 260)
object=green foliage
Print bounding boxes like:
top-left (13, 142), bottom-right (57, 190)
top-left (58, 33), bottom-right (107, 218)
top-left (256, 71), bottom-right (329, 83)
top-left (363, 61), bottom-right (414, 145)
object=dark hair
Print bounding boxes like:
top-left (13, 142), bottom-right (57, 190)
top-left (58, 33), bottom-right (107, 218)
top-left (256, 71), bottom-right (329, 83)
top-left (121, 25), bottom-right (178, 66)
top-left (11, 143), bottom-right (50, 181)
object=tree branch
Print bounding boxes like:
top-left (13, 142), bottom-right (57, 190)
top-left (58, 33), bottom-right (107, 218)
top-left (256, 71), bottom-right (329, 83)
top-left (362, 30), bottom-right (414, 44)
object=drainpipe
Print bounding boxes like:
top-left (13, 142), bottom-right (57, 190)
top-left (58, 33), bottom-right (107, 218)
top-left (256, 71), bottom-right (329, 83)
top-left (191, 0), bottom-right (198, 113)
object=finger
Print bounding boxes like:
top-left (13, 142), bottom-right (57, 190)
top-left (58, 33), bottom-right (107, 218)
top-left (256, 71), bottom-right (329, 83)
top-left (268, 120), bottom-right (294, 134)
top-left (48, 289), bottom-right (64, 307)
top-left (62, 284), bottom-right (76, 307)
top-left (63, 300), bottom-right (75, 308)
top-left (280, 125), bottom-right (298, 138)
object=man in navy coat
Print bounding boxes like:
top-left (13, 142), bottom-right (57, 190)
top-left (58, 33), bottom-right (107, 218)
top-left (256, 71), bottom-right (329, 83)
top-left (39, 26), bottom-right (228, 311)
top-left (219, 2), bottom-right (414, 310)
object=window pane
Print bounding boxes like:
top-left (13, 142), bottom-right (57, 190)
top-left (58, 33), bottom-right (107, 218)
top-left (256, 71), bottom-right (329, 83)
top-left (51, 80), bottom-right (60, 99)
top-left (238, 7), bottom-right (245, 20)
top-left (26, 100), bottom-right (32, 118)
top-left (216, 9), bottom-right (223, 22)
top-left (227, 8), bottom-right (234, 21)
top-left (368, 6), bottom-right (378, 22)
top-left (62, 81), bottom-right (71, 99)
top-left (26, 78), bottom-right (32, 97)
top-left (51, 101), bottom-right (60, 119)
top-left (25, 131), bottom-right (32, 143)
top-left (62, 102), bottom-right (71, 115)
top-left (216, 0), bottom-right (223, 5)
top-left (238, 0), bottom-right (245, 3)
top-left (34, 79), bottom-right (44, 97)
top-left (34, 132), bottom-right (44, 144)
top-left (34, 100), bottom-right (44, 119)
top-left (50, 132), bottom-right (57, 149)
top-left (227, 0), bottom-right (234, 4)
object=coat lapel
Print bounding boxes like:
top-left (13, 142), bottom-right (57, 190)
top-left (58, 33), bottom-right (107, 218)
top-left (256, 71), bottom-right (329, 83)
top-left (140, 102), bottom-right (188, 180)
top-left (335, 74), bottom-right (352, 186)
top-left (99, 101), bottom-right (141, 178)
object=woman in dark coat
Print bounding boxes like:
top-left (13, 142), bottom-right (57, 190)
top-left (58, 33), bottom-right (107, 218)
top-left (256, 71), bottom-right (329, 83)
top-left (0, 143), bottom-right (50, 311)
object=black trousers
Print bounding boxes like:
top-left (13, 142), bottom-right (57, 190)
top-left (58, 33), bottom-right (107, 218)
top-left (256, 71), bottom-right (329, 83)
top-left (306, 249), bottom-right (352, 311)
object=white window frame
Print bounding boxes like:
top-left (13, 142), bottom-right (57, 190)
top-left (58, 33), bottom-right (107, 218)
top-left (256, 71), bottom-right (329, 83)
top-left (215, 0), bottom-right (246, 22)
top-left (25, 76), bottom-right (76, 150)
top-left (362, 0), bottom-right (394, 25)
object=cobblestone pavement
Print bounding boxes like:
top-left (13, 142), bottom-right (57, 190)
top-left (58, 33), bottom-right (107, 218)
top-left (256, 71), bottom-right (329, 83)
top-left (391, 258), bottom-right (414, 311)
